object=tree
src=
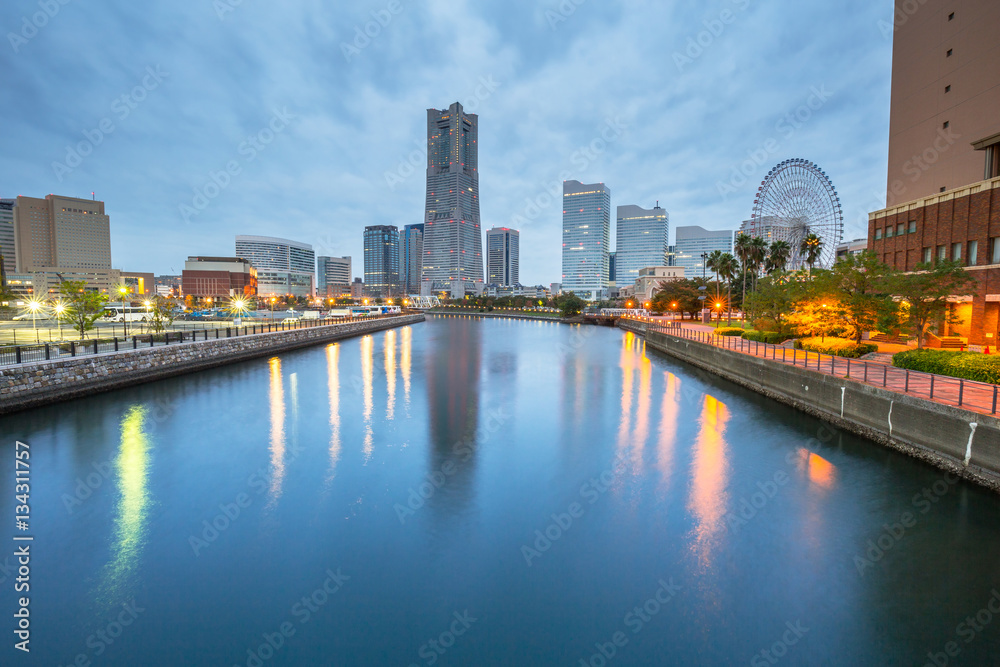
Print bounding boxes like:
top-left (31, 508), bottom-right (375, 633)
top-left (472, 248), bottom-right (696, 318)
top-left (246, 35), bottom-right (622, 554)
top-left (148, 297), bottom-right (181, 334)
top-left (815, 251), bottom-right (898, 343)
top-left (715, 252), bottom-right (739, 325)
top-left (652, 278), bottom-right (709, 319)
top-left (57, 280), bottom-right (108, 339)
top-left (744, 273), bottom-right (803, 333)
top-left (766, 240), bottom-right (792, 274)
top-left (555, 293), bottom-right (584, 317)
top-left (893, 260), bottom-right (976, 348)
top-left (705, 249), bottom-right (724, 286)
top-left (800, 233), bottom-right (824, 274)
top-left (734, 233), bottom-right (754, 321)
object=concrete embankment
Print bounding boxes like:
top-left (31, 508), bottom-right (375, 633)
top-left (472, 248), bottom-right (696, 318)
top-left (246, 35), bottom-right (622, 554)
top-left (427, 311), bottom-right (575, 323)
top-left (0, 314), bottom-right (424, 415)
top-left (622, 321), bottom-right (1000, 490)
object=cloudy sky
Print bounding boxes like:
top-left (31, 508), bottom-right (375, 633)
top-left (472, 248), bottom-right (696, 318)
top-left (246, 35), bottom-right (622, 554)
top-left (1, 0), bottom-right (895, 285)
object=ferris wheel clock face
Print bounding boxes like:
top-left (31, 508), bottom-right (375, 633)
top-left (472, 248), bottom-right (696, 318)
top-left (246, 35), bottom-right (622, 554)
top-left (750, 158), bottom-right (844, 270)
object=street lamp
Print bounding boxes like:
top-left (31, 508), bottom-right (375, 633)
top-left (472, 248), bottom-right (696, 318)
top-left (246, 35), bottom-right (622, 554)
top-left (26, 298), bottom-right (43, 342)
top-left (118, 285), bottom-right (131, 337)
top-left (53, 302), bottom-right (66, 339)
top-left (143, 300), bottom-right (153, 333)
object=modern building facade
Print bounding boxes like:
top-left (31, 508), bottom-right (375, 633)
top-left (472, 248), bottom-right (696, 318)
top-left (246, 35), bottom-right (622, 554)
top-left (561, 180), bottom-right (611, 301)
top-left (0, 199), bottom-right (14, 276)
top-left (673, 226), bottom-right (734, 277)
top-left (618, 266), bottom-right (686, 303)
top-left (886, 0), bottom-right (1000, 203)
top-left (835, 238), bottom-right (869, 261)
top-left (421, 102), bottom-right (484, 297)
top-left (121, 272), bottom-right (155, 296)
top-left (363, 225), bottom-right (400, 298)
top-left (181, 257), bottom-right (257, 300)
top-left (399, 224), bottom-right (424, 294)
top-left (486, 227), bottom-right (519, 287)
top-left (317, 256), bottom-right (352, 296)
top-left (235, 235), bottom-right (315, 298)
top-left (615, 204), bottom-right (669, 287)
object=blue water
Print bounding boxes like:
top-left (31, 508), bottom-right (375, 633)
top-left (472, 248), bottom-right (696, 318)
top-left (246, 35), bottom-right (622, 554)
top-left (2, 316), bottom-right (999, 666)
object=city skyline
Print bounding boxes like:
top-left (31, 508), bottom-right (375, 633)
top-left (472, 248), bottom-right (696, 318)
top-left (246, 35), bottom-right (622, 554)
top-left (0, 1), bottom-right (893, 286)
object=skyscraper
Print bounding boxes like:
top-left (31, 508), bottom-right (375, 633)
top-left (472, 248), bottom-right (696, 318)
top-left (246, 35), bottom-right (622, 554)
top-left (12, 194), bottom-right (121, 295)
top-left (399, 224), bottom-right (424, 295)
top-left (235, 235), bottom-right (315, 298)
top-left (615, 204), bottom-right (668, 286)
top-left (673, 226), bottom-right (733, 277)
top-left (363, 225), bottom-right (400, 297)
top-left (0, 199), bottom-right (14, 278)
top-left (317, 256), bottom-right (352, 295)
top-left (421, 102), bottom-right (483, 297)
top-left (561, 180), bottom-right (610, 301)
top-left (486, 227), bottom-right (519, 286)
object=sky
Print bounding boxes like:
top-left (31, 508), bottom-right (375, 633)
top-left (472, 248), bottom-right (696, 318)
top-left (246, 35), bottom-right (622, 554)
top-left (0, 0), bottom-right (896, 286)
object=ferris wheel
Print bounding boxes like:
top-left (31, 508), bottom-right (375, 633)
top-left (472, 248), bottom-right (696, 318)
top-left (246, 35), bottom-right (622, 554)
top-left (749, 158), bottom-right (843, 270)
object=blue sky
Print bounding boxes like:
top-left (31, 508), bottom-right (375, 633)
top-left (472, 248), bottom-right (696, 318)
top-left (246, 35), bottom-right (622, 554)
top-left (0, 0), bottom-right (895, 285)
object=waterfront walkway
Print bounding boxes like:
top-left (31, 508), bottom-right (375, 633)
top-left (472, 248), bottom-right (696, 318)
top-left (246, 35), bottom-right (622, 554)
top-left (623, 318), bottom-right (1000, 417)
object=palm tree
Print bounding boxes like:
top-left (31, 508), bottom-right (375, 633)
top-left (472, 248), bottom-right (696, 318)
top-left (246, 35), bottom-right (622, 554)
top-left (800, 233), bottom-right (824, 274)
top-left (734, 233), bottom-right (753, 323)
top-left (705, 249), bottom-right (724, 287)
top-left (766, 240), bottom-right (792, 274)
top-left (748, 236), bottom-right (768, 283)
top-left (715, 252), bottom-right (739, 325)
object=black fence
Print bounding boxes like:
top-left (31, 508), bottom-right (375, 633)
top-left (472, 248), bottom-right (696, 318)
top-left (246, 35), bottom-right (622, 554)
top-left (0, 314), bottom-right (396, 368)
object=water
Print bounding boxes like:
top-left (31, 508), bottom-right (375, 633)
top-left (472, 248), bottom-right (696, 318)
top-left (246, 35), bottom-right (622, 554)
top-left (2, 316), bottom-right (1000, 666)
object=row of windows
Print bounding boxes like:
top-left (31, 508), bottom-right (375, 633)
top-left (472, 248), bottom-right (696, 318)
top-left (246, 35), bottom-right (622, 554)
top-left (906, 238), bottom-right (1000, 266)
top-left (874, 221), bottom-right (918, 239)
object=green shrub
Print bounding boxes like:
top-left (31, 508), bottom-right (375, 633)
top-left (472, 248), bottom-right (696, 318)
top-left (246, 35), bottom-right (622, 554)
top-left (893, 349), bottom-right (1000, 384)
top-left (794, 337), bottom-right (877, 358)
top-left (741, 330), bottom-right (793, 344)
top-left (715, 327), bottom-right (744, 336)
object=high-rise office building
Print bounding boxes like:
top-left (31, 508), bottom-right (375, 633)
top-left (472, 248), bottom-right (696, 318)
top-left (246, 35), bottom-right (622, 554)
top-left (235, 235), bottom-right (315, 298)
top-left (0, 199), bottom-right (14, 277)
top-left (364, 225), bottom-right (400, 298)
top-left (608, 251), bottom-right (616, 287)
top-left (673, 226), bottom-right (733, 277)
top-left (615, 204), bottom-right (668, 286)
top-left (885, 0), bottom-right (1000, 201)
top-left (317, 256), bottom-right (352, 295)
top-left (486, 227), bottom-right (519, 286)
top-left (12, 194), bottom-right (120, 295)
top-left (561, 180), bottom-right (611, 301)
top-left (399, 224), bottom-right (424, 294)
top-left (421, 102), bottom-right (483, 297)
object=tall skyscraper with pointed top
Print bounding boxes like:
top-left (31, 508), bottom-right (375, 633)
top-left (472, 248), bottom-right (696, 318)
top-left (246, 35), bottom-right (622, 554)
top-left (420, 102), bottom-right (484, 297)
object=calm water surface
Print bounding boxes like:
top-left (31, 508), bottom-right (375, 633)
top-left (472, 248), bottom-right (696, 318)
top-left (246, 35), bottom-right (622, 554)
top-left (2, 316), bottom-right (1000, 666)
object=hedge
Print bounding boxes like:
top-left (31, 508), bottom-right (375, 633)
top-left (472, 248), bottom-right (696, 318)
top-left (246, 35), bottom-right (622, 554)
top-left (795, 337), bottom-right (878, 358)
top-left (893, 349), bottom-right (1000, 384)
top-left (715, 327), bottom-right (744, 336)
top-left (741, 330), bottom-right (793, 344)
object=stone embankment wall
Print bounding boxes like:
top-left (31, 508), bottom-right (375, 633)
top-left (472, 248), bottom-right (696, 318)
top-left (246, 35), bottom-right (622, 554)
top-left (624, 322), bottom-right (1000, 490)
top-left (0, 315), bottom-right (424, 415)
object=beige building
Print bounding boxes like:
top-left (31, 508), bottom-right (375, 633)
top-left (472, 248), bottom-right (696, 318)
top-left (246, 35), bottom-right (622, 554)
top-left (886, 0), bottom-right (1000, 203)
top-left (12, 194), bottom-right (120, 295)
top-left (619, 266), bottom-right (685, 303)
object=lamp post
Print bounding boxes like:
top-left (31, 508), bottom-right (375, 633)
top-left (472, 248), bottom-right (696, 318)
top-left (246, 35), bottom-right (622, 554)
top-left (27, 298), bottom-right (43, 342)
top-left (53, 302), bottom-right (66, 339)
top-left (143, 300), bottom-right (152, 334)
top-left (118, 285), bottom-right (130, 338)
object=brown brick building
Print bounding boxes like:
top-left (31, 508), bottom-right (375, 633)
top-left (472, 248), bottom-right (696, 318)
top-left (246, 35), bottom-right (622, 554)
top-left (181, 257), bottom-right (257, 300)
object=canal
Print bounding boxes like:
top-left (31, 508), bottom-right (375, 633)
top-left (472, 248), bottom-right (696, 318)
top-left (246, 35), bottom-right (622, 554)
top-left (2, 316), bottom-right (1000, 665)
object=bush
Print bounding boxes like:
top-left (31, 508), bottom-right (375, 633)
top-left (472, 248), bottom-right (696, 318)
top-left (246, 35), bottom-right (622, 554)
top-left (893, 349), bottom-right (1000, 384)
top-left (715, 327), bottom-right (744, 336)
top-left (795, 337), bottom-right (878, 358)
top-left (741, 330), bottom-right (793, 344)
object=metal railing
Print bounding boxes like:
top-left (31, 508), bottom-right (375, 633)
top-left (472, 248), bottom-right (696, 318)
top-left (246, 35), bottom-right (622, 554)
top-left (628, 318), bottom-right (1000, 416)
top-left (0, 314), bottom-right (401, 368)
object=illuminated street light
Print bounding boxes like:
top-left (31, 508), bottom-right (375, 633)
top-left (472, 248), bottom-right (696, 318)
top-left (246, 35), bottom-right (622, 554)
top-left (53, 301), bottom-right (66, 339)
top-left (118, 285), bottom-right (131, 337)
top-left (26, 298), bottom-right (44, 340)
